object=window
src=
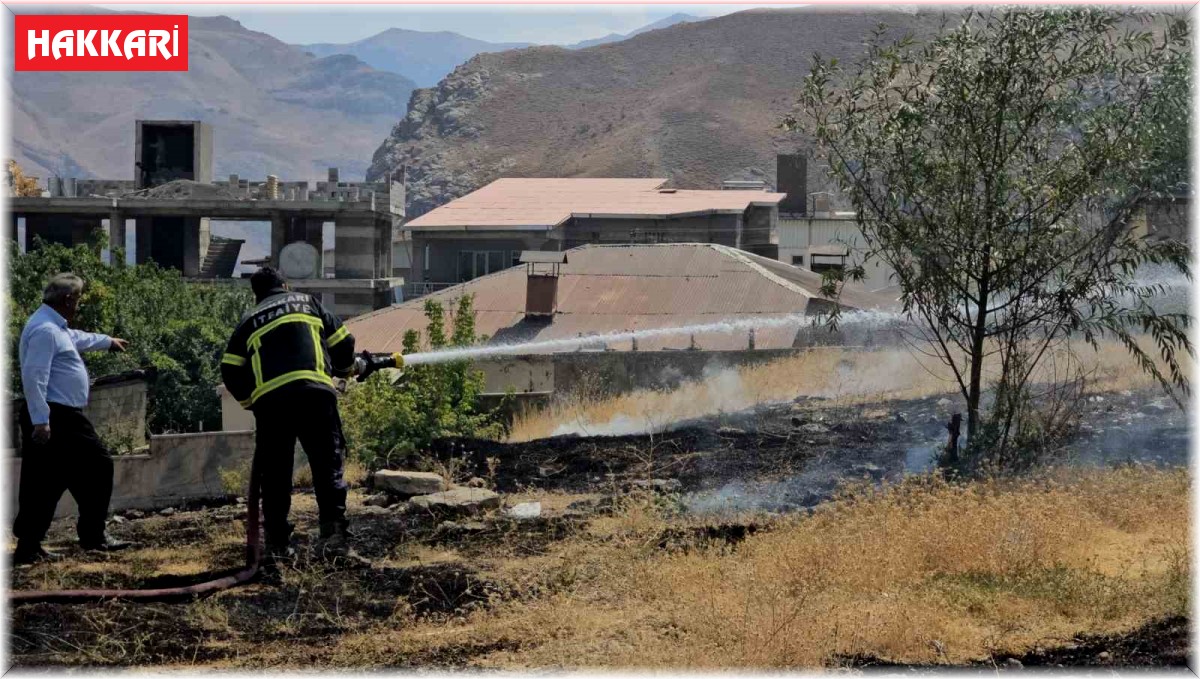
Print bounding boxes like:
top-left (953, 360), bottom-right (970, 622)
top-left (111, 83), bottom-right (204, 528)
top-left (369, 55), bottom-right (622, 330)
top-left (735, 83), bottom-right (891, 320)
top-left (458, 249), bottom-right (523, 282)
top-left (810, 261), bottom-right (844, 274)
top-left (810, 254), bottom-right (846, 274)
top-left (791, 255), bottom-right (804, 266)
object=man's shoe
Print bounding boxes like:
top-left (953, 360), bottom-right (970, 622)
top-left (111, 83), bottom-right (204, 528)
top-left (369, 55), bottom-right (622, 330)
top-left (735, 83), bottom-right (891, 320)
top-left (80, 536), bottom-right (135, 552)
top-left (13, 545), bottom-right (63, 566)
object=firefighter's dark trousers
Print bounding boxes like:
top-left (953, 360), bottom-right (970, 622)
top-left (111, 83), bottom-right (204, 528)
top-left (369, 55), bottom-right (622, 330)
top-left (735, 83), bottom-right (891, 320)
top-left (14, 403), bottom-right (115, 548)
top-left (253, 388), bottom-right (349, 544)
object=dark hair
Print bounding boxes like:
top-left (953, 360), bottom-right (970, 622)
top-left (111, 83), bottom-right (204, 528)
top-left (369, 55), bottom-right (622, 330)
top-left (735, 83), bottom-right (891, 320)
top-left (250, 266), bottom-right (287, 302)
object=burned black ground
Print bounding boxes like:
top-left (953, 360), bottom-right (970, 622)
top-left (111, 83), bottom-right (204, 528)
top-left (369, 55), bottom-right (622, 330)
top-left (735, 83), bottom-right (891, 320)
top-left (6, 387), bottom-right (1189, 668)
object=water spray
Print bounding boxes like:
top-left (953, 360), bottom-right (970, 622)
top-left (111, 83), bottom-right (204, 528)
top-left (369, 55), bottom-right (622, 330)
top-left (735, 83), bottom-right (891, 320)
top-left (400, 310), bottom-right (908, 367)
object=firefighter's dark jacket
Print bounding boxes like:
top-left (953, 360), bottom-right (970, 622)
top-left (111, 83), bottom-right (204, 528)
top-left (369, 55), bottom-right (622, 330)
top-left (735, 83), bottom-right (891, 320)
top-left (220, 289), bottom-right (355, 409)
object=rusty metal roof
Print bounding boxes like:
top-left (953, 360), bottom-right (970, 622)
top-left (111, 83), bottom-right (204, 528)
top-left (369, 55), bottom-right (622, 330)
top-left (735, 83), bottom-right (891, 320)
top-left (348, 243), bottom-right (898, 353)
top-left (405, 178), bottom-right (788, 230)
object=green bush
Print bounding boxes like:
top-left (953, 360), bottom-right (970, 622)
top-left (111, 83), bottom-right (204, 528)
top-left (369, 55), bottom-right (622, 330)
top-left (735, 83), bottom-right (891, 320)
top-left (8, 239), bottom-right (252, 433)
top-left (340, 295), bottom-right (508, 469)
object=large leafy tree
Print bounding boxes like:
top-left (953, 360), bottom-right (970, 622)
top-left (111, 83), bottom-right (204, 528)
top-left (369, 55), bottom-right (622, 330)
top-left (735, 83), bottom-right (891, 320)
top-left (8, 238), bottom-right (252, 434)
top-left (788, 8), bottom-right (1191, 466)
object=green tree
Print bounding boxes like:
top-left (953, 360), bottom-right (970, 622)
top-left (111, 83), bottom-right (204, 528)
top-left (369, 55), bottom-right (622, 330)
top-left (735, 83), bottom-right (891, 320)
top-left (788, 8), bottom-right (1192, 469)
top-left (8, 238), bottom-right (252, 433)
top-left (340, 295), bottom-right (506, 469)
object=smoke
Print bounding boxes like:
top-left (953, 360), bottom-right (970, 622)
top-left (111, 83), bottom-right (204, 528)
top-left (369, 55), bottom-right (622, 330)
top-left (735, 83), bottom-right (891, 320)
top-left (543, 346), bottom-right (945, 439)
top-left (550, 363), bottom-right (757, 438)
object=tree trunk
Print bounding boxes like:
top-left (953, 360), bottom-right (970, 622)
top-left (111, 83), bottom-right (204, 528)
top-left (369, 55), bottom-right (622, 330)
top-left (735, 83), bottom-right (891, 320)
top-left (967, 251), bottom-right (992, 444)
top-left (945, 413), bottom-right (962, 467)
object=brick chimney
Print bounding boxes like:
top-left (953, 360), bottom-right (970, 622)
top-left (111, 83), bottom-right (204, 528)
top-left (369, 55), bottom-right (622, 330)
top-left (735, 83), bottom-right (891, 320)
top-left (520, 251), bottom-right (567, 320)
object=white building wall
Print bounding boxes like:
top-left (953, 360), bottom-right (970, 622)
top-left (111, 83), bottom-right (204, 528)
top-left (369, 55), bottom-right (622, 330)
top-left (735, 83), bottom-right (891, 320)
top-left (778, 216), bottom-right (897, 292)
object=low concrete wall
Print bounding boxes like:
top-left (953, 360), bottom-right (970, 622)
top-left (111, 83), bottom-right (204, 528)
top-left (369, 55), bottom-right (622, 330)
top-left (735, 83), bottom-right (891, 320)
top-left (10, 377), bottom-right (149, 454)
top-left (548, 349), bottom-right (802, 399)
top-left (470, 325), bottom-right (904, 403)
top-left (478, 356), bottom-right (554, 394)
top-left (8, 430), bottom-right (256, 520)
top-left (218, 385), bottom-right (255, 431)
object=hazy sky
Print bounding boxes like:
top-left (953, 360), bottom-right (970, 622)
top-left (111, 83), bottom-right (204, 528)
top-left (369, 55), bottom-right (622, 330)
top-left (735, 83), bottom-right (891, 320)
top-left (95, 4), bottom-right (800, 45)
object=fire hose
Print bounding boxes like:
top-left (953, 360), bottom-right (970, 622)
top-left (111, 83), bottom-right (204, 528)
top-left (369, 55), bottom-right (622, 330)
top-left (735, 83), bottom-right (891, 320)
top-left (7, 351), bottom-right (404, 606)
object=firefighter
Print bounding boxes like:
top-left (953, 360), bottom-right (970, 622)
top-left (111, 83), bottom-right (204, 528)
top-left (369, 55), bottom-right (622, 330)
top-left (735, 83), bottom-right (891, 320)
top-left (220, 267), bottom-right (357, 559)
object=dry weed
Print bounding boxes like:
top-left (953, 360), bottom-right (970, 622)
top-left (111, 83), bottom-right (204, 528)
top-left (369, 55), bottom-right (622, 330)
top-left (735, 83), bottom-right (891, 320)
top-left (510, 338), bottom-right (1182, 441)
top-left (398, 466), bottom-right (1189, 669)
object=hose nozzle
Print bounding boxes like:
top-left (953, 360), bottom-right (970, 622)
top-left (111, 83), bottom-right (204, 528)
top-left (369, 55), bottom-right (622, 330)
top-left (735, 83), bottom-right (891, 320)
top-left (354, 350), bottom-right (405, 382)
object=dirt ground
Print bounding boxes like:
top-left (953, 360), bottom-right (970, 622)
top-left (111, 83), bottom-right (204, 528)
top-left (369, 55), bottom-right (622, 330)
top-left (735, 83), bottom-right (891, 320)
top-left (6, 387), bottom-right (1190, 669)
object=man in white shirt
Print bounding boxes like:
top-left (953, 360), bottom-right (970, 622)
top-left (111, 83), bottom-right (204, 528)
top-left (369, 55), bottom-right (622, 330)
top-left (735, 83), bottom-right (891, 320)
top-left (13, 273), bottom-right (133, 565)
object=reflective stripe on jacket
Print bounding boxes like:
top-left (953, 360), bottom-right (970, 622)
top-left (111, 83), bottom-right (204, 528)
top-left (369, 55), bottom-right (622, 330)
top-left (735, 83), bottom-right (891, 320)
top-left (220, 290), bottom-right (355, 408)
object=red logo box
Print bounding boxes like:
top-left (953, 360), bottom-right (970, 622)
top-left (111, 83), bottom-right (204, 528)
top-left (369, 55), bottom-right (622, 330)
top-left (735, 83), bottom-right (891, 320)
top-left (15, 14), bottom-right (188, 71)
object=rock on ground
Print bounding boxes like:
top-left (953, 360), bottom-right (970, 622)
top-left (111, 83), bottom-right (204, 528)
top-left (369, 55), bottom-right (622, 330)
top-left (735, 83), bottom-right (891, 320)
top-left (374, 470), bottom-right (447, 498)
top-left (410, 487), bottom-right (501, 514)
top-left (362, 493), bottom-right (392, 508)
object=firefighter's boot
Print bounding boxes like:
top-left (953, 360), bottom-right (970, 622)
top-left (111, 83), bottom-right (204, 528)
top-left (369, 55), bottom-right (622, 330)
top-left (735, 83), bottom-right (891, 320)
top-left (264, 523), bottom-right (296, 564)
top-left (316, 520), bottom-right (354, 560)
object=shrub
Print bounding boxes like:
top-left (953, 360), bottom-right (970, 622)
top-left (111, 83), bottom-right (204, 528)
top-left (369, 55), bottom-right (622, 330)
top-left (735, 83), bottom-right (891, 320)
top-left (340, 295), bottom-right (508, 469)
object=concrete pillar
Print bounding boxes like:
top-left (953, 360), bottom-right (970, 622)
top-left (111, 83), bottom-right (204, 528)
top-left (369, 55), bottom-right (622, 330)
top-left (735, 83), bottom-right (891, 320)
top-left (304, 219), bottom-right (324, 274)
top-left (182, 217), bottom-right (202, 277)
top-left (376, 218), bottom-right (393, 277)
top-left (199, 217), bottom-right (211, 264)
top-left (109, 211), bottom-right (126, 264)
top-left (333, 215), bottom-right (377, 279)
top-left (270, 213), bottom-right (287, 267)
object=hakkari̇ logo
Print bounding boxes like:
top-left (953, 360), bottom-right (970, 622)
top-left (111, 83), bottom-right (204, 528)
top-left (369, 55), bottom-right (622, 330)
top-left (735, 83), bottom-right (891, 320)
top-left (15, 15), bottom-right (189, 71)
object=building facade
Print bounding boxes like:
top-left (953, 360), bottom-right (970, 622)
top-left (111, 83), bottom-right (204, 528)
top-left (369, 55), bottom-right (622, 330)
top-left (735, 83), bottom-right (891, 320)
top-left (403, 178), bottom-right (785, 287)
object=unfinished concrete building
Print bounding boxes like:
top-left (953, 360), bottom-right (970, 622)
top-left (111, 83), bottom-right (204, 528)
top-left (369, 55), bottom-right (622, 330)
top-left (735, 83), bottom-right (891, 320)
top-left (8, 120), bottom-right (405, 318)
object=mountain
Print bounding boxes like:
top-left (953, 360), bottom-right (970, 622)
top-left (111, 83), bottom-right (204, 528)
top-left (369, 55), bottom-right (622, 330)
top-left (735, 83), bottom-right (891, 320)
top-left (567, 13), bottom-right (701, 49)
top-left (300, 29), bottom-right (532, 88)
top-left (367, 7), bottom-right (949, 216)
top-left (10, 12), bottom-right (418, 266)
top-left (10, 14), bottom-right (416, 183)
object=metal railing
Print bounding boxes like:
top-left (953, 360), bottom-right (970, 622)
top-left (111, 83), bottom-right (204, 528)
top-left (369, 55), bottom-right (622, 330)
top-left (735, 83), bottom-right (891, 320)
top-left (401, 281), bottom-right (459, 301)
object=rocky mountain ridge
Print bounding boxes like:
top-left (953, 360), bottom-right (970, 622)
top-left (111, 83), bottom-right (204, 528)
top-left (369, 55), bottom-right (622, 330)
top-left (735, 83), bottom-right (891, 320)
top-left (367, 8), bottom-right (948, 217)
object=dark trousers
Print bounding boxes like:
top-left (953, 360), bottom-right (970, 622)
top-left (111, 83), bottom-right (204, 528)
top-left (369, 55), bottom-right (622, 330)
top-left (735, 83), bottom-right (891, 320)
top-left (14, 403), bottom-right (115, 547)
top-left (253, 388), bottom-right (349, 543)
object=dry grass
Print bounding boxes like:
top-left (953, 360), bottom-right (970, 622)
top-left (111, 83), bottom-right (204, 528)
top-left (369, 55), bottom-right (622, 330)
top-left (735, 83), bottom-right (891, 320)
top-left (367, 466), bottom-right (1188, 669)
top-left (511, 338), bottom-right (1182, 441)
top-left (11, 467), bottom-right (1187, 668)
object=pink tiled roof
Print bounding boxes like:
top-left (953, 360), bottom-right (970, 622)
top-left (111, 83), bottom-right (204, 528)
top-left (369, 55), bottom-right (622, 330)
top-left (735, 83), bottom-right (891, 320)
top-left (405, 178), bottom-right (788, 230)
